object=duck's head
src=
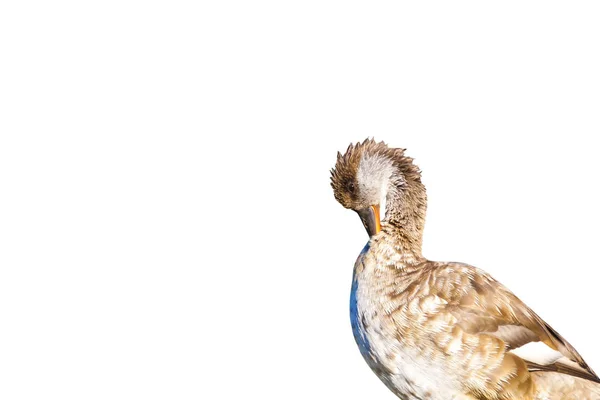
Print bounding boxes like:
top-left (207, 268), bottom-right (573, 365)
top-left (330, 139), bottom-right (426, 240)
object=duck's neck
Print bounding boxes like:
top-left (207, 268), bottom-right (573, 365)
top-left (380, 179), bottom-right (427, 261)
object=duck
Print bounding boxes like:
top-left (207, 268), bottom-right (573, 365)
top-left (330, 139), bottom-right (600, 400)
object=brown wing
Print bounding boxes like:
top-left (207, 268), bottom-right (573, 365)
top-left (435, 262), bottom-right (599, 384)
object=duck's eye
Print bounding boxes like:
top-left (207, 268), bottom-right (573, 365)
top-left (346, 181), bottom-right (356, 194)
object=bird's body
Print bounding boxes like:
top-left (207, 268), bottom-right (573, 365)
top-left (331, 139), bottom-right (600, 399)
top-left (351, 234), bottom-right (600, 400)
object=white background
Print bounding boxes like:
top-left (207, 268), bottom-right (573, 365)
top-left (1, 1), bottom-right (599, 399)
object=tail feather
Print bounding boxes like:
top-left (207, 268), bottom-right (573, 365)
top-left (533, 372), bottom-right (600, 400)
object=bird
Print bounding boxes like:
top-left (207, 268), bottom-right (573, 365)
top-left (330, 139), bottom-right (600, 400)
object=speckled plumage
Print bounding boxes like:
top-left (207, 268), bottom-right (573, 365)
top-left (332, 139), bottom-right (600, 400)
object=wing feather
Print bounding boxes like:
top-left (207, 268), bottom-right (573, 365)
top-left (431, 263), bottom-right (599, 383)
